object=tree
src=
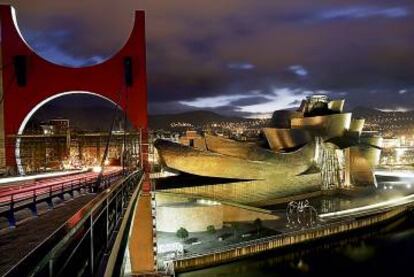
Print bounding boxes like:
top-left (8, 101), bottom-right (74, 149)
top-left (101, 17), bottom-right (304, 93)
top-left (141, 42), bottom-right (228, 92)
top-left (253, 218), bottom-right (263, 234)
top-left (176, 227), bottom-right (189, 241)
top-left (206, 225), bottom-right (216, 234)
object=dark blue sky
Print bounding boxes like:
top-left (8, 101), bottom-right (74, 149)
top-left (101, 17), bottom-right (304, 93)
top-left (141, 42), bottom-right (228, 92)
top-left (5, 0), bottom-right (414, 117)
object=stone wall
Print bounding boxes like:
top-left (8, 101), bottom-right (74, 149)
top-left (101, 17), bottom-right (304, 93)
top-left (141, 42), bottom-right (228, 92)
top-left (157, 203), bottom-right (223, 233)
top-left (223, 205), bottom-right (278, 222)
top-left (156, 198), bottom-right (279, 233)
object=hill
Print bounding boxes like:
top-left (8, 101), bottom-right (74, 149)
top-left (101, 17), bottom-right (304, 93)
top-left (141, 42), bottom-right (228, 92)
top-left (351, 106), bottom-right (384, 118)
top-left (149, 111), bottom-right (249, 130)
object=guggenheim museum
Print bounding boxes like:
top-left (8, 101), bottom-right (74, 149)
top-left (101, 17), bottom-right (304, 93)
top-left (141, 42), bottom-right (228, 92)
top-left (154, 94), bottom-right (382, 207)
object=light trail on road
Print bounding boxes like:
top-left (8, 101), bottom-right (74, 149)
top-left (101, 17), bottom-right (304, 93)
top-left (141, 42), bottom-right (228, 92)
top-left (0, 167), bottom-right (122, 204)
top-left (0, 169), bottom-right (88, 185)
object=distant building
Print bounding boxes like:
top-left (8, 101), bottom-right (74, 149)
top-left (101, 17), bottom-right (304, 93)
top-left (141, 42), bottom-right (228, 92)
top-left (154, 130), bottom-right (180, 143)
top-left (179, 130), bottom-right (206, 150)
top-left (18, 119), bottom-right (140, 174)
top-left (382, 137), bottom-right (400, 148)
top-left (40, 118), bottom-right (70, 135)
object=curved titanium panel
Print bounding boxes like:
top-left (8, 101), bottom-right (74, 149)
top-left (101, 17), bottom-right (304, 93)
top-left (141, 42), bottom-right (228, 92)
top-left (349, 146), bottom-right (377, 187)
top-left (204, 134), bottom-right (315, 167)
top-left (361, 136), bottom-right (383, 148)
top-left (262, 128), bottom-right (311, 152)
top-left (155, 139), bottom-right (316, 179)
top-left (328, 99), bottom-right (345, 113)
top-left (205, 134), bottom-right (265, 160)
top-left (349, 119), bottom-right (365, 134)
top-left (354, 145), bottom-right (382, 168)
top-left (270, 110), bottom-right (303, 128)
top-left (290, 113), bottom-right (352, 140)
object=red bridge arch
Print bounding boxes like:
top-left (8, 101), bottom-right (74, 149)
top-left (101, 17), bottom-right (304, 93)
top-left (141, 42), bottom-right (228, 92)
top-left (0, 5), bottom-right (148, 177)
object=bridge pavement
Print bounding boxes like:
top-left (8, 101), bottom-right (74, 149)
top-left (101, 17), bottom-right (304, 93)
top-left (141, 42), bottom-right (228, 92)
top-left (0, 193), bottom-right (95, 275)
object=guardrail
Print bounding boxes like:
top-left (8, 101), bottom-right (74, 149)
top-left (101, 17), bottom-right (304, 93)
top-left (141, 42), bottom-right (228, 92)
top-left (0, 170), bottom-right (123, 227)
top-left (2, 169), bottom-right (143, 277)
top-left (103, 173), bottom-right (144, 277)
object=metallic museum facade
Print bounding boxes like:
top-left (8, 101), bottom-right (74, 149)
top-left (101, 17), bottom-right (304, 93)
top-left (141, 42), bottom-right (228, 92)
top-left (154, 95), bottom-right (382, 206)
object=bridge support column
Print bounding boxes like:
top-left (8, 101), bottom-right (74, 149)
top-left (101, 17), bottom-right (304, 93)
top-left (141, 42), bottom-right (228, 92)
top-left (0, 63), bottom-right (6, 175)
top-left (0, 5), bottom-right (148, 176)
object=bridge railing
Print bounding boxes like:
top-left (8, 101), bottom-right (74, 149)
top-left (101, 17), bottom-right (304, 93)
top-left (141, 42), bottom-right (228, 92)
top-left (0, 170), bottom-right (123, 227)
top-left (103, 173), bottom-right (145, 277)
top-left (3, 169), bottom-right (143, 277)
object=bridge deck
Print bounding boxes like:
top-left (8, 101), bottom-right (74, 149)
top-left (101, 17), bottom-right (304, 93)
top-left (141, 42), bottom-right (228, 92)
top-left (0, 193), bottom-right (95, 275)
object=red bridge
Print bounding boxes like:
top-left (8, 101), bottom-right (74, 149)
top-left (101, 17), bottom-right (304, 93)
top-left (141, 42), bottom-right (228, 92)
top-left (0, 4), bottom-right (156, 275)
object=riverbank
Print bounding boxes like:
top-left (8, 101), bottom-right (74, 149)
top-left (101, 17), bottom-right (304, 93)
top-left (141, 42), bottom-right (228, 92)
top-left (171, 200), bottom-right (414, 273)
top-left (178, 210), bottom-right (414, 277)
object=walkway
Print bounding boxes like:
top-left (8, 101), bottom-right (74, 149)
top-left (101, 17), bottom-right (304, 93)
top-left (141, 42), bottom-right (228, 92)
top-left (0, 193), bottom-right (95, 275)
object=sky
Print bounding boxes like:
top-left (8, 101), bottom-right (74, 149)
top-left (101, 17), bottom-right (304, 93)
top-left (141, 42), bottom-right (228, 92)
top-left (3, 0), bottom-right (414, 118)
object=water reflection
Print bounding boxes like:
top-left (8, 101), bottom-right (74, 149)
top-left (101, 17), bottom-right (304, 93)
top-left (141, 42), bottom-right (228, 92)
top-left (319, 197), bottom-right (352, 213)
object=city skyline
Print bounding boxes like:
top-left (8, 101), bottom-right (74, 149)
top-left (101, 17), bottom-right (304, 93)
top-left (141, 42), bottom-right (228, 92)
top-left (4, 0), bottom-right (414, 117)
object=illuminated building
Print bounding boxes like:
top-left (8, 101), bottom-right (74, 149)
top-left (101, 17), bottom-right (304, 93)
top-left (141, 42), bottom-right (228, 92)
top-left (40, 118), bottom-right (70, 135)
top-left (179, 130), bottom-right (206, 150)
top-left (155, 95), bottom-right (382, 206)
top-left (15, 129), bottom-right (140, 174)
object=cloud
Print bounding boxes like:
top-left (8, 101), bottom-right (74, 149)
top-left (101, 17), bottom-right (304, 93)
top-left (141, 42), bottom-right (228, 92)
top-left (377, 107), bottom-right (411, 112)
top-left (289, 99), bottom-right (302, 106)
top-left (288, 65), bottom-right (308, 77)
top-left (6, 0), bottom-right (414, 117)
top-left (178, 87), bottom-right (315, 117)
top-left (230, 96), bottom-right (270, 106)
top-left (227, 62), bottom-right (255, 70)
top-left (316, 6), bottom-right (410, 21)
top-left (236, 87), bottom-right (313, 115)
top-left (179, 94), bottom-right (256, 108)
top-left (336, 92), bottom-right (348, 96)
